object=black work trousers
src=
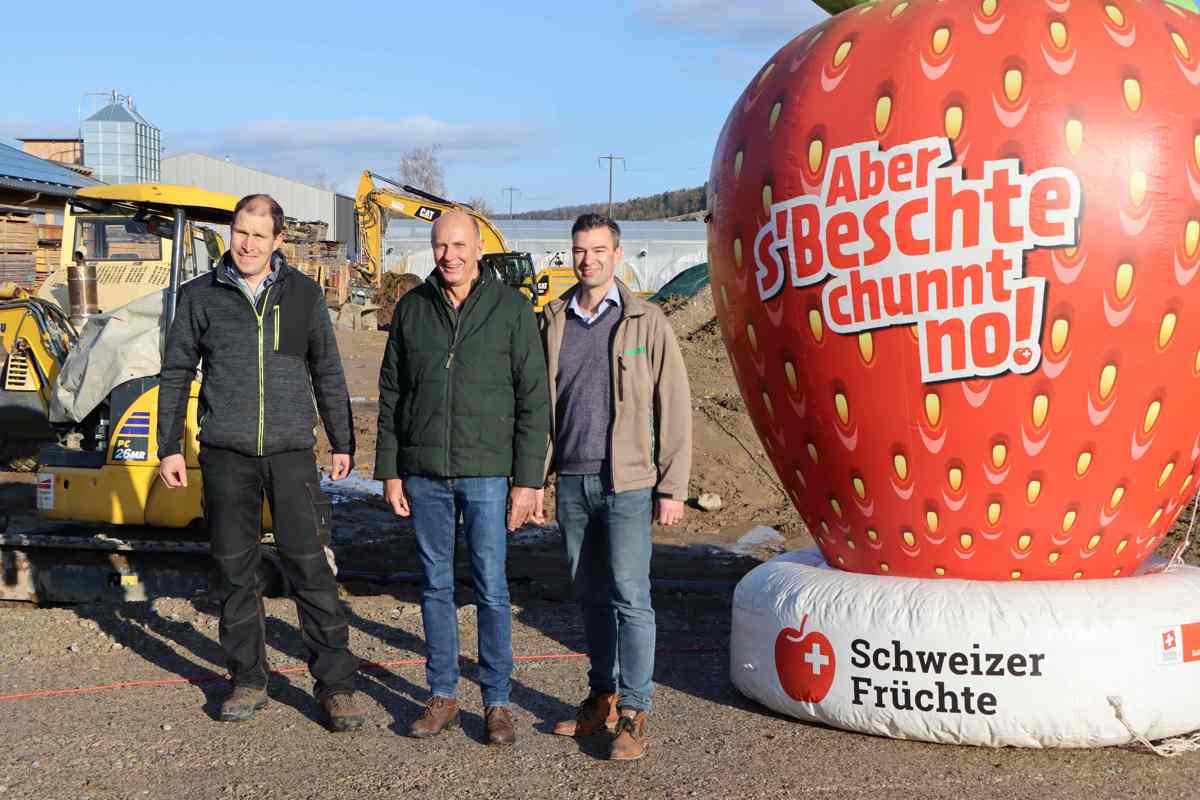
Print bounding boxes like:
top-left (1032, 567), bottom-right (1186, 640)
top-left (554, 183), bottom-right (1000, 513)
top-left (200, 446), bottom-right (357, 700)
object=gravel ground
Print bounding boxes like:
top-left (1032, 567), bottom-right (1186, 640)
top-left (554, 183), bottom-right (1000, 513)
top-left (1, 592), bottom-right (1198, 800)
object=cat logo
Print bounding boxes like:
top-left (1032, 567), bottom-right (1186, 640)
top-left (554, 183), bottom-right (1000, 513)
top-left (416, 206), bottom-right (441, 222)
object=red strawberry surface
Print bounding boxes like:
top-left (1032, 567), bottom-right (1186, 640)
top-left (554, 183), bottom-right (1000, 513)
top-left (707, 0), bottom-right (1200, 580)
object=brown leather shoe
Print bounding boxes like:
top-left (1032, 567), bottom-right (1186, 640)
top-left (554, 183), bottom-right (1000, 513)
top-left (321, 692), bottom-right (365, 733)
top-left (219, 686), bottom-right (268, 722)
top-left (552, 691), bottom-right (618, 737)
top-left (485, 705), bottom-right (516, 746)
top-left (409, 696), bottom-right (460, 738)
top-left (610, 710), bottom-right (649, 761)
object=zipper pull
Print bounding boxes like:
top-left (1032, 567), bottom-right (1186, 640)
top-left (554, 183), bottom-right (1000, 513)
top-left (445, 350), bottom-right (455, 368)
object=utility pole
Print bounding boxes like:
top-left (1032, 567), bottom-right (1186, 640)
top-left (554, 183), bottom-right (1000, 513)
top-left (502, 186), bottom-right (520, 219)
top-left (598, 154), bottom-right (625, 218)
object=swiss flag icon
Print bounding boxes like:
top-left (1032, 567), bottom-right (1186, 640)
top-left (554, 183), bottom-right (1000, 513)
top-left (1159, 623), bottom-right (1200, 665)
top-left (775, 614), bottom-right (837, 703)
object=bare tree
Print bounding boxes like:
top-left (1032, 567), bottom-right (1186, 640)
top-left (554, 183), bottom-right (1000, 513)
top-left (465, 196), bottom-right (494, 217)
top-left (398, 145), bottom-right (447, 197)
top-left (313, 172), bottom-right (334, 191)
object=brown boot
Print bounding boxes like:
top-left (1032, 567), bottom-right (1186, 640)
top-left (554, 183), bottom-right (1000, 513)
top-left (320, 692), bottom-right (365, 733)
top-left (485, 705), bottom-right (516, 746)
top-left (610, 710), bottom-right (648, 761)
top-left (552, 691), bottom-right (618, 737)
top-left (409, 696), bottom-right (460, 739)
top-left (219, 686), bottom-right (268, 722)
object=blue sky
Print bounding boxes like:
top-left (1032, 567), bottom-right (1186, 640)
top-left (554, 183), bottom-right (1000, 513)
top-left (0, 0), bottom-right (827, 209)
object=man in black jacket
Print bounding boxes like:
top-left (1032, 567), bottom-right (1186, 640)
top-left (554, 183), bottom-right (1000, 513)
top-left (374, 210), bottom-right (549, 745)
top-left (157, 194), bottom-right (363, 732)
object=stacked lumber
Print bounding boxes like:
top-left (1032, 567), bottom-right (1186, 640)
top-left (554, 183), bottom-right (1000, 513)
top-left (107, 240), bottom-right (160, 259)
top-left (35, 224), bottom-right (63, 290)
top-left (283, 219), bottom-right (328, 243)
top-left (280, 240), bottom-right (347, 285)
top-left (323, 260), bottom-right (351, 308)
top-left (0, 209), bottom-right (37, 287)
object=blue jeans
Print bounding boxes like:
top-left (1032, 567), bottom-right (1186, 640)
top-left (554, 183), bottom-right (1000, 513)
top-left (556, 473), bottom-right (655, 712)
top-left (405, 476), bottom-right (512, 707)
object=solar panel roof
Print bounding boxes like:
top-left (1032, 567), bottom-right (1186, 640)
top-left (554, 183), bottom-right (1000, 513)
top-left (0, 142), bottom-right (102, 196)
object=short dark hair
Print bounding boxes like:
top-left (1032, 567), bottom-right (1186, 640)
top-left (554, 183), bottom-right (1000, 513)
top-left (572, 213), bottom-right (621, 247)
top-left (233, 194), bottom-right (285, 237)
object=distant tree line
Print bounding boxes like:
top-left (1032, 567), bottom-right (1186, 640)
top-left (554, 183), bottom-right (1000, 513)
top-left (514, 183), bottom-right (708, 221)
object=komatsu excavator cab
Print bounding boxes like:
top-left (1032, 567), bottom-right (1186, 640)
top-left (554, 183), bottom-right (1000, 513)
top-left (27, 184), bottom-right (244, 528)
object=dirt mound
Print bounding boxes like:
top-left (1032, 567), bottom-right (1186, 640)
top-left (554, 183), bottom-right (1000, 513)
top-left (663, 287), bottom-right (809, 544)
top-left (372, 273), bottom-right (423, 330)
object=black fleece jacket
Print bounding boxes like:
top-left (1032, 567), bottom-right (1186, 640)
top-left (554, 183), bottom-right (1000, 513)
top-left (156, 253), bottom-right (354, 459)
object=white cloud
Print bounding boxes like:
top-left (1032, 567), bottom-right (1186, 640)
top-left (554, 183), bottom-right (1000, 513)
top-left (641, 0), bottom-right (827, 43)
top-left (166, 116), bottom-right (546, 195)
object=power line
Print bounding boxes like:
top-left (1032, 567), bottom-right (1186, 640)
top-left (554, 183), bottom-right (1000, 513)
top-left (598, 154), bottom-right (626, 218)
top-left (502, 186), bottom-right (520, 219)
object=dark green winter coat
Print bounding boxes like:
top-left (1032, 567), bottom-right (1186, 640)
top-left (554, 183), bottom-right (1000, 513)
top-left (372, 269), bottom-right (549, 487)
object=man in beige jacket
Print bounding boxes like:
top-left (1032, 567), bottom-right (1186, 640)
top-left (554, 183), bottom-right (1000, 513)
top-left (535, 213), bottom-right (692, 760)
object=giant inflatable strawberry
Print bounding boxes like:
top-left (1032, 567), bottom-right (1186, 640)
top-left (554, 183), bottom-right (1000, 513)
top-left (708, 0), bottom-right (1200, 579)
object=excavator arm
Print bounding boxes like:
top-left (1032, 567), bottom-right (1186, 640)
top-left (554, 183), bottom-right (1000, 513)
top-left (354, 170), bottom-right (508, 283)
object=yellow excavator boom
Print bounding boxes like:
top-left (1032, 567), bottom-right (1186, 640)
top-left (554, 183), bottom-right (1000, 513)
top-left (355, 171), bottom-right (509, 282)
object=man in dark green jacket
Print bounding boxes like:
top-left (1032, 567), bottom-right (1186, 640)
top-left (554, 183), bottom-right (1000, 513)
top-left (374, 210), bottom-right (549, 745)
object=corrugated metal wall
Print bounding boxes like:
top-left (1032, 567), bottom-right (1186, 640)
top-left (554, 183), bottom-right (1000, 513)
top-left (161, 154), bottom-right (354, 248)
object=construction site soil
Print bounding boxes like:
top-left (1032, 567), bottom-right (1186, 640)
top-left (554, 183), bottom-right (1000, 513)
top-left (2, 288), bottom-right (1199, 798)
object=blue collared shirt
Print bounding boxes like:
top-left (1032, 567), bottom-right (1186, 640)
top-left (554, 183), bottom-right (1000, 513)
top-left (225, 253), bottom-right (279, 304)
top-left (568, 283), bottom-right (622, 325)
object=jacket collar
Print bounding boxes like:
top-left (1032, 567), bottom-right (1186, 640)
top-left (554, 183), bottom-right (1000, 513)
top-left (214, 251), bottom-right (292, 288)
top-left (547, 278), bottom-right (647, 322)
top-left (424, 263), bottom-right (493, 301)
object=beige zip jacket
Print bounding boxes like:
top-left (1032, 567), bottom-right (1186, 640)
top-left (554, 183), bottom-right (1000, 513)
top-left (541, 279), bottom-right (692, 500)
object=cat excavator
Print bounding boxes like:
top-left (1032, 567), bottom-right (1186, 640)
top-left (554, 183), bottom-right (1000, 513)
top-left (354, 171), bottom-right (576, 311)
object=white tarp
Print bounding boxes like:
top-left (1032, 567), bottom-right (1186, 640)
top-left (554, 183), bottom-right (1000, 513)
top-left (49, 288), bottom-right (170, 424)
top-left (731, 546), bottom-right (1200, 748)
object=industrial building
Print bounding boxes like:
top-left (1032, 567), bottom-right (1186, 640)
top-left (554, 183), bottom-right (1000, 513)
top-left (161, 153), bottom-right (356, 257)
top-left (81, 93), bottom-right (161, 185)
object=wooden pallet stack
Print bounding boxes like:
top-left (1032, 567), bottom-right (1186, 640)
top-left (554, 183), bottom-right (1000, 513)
top-left (280, 240), bottom-right (347, 282)
top-left (0, 208), bottom-right (37, 288)
top-left (280, 219), bottom-right (348, 305)
top-left (34, 224), bottom-right (63, 291)
top-left (283, 219), bottom-right (328, 243)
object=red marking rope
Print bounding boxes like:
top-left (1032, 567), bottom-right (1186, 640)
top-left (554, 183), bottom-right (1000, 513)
top-left (0, 645), bottom-right (721, 703)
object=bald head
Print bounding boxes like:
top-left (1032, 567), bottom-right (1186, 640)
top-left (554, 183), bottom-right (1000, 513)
top-left (431, 209), bottom-right (484, 293)
top-left (430, 209), bottom-right (481, 245)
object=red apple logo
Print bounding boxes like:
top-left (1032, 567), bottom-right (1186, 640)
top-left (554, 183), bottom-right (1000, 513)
top-left (1013, 347), bottom-right (1033, 366)
top-left (774, 614), bottom-right (836, 703)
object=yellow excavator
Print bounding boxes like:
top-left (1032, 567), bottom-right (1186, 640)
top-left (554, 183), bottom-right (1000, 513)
top-left (354, 171), bottom-right (576, 310)
top-left (1, 184), bottom-right (230, 474)
top-left (1, 183), bottom-right (244, 529)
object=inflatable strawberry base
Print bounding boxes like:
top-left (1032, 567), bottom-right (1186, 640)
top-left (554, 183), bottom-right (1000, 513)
top-left (732, 546), bottom-right (1200, 748)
